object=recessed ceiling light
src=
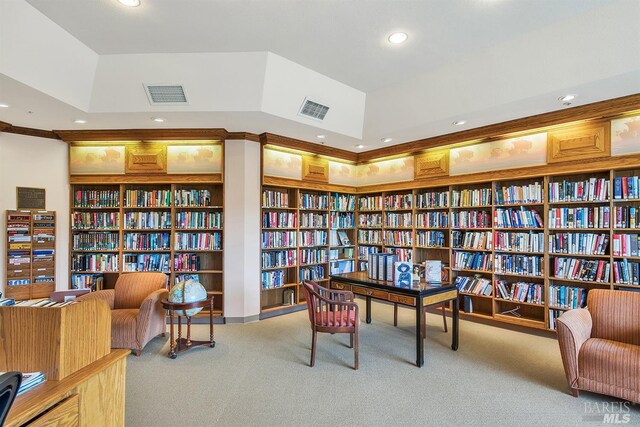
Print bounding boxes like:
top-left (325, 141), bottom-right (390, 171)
top-left (381, 137), bottom-right (393, 143)
top-left (0, 103), bottom-right (9, 108)
top-left (151, 117), bottom-right (165, 123)
top-left (388, 32), bottom-right (408, 44)
top-left (355, 144), bottom-right (365, 149)
top-left (317, 135), bottom-right (326, 139)
top-left (117, 0), bottom-right (140, 6)
top-left (74, 119), bottom-right (87, 124)
top-left (559, 94), bottom-right (576, 102)
top-left (452, 120), bottom-right (467, 126)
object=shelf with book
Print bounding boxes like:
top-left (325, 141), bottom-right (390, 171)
top-left (6, 210), bottom-right (57, 300)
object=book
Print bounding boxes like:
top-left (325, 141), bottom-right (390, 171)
top-left (424, 260), bottom-right (442, 283)
top-left (337, 230), bottom-right (351, 246)
top-left (394, 261), bottom-right (413, 288)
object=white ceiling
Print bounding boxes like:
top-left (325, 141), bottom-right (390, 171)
top-left (1, 0), bottom-right (639, 153)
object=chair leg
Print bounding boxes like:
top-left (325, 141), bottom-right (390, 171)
top-left (441, 304), bottom-right (448, 333)
top-left (161, 332), bottom-right (166, 337)
top-left (135, 348), bottom-right (142, 356)
top-left (571, 388), bottom-right (580, 397)
top-left (310, 330), bottom-right (317, 367)
top-left (350, 333), bottom-right (354, 349)
top-left (393, 303), bottom-right (398, 327)
top-left (354, 330), bottom-right (359, 370)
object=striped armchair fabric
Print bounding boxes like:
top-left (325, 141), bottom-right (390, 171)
top-left (556, 289), bottom-right (640, 403)
top-left (76, 272), bottom-right (168, 356)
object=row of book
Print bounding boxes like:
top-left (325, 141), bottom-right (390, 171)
top-left (358, 230), bottom-right (383, 245)
top-left (262, 231), bottom-right (296, 248)
top-left (415, 191), bottom-right (449, 209)
top-left (173, 253), bottom-right (202, 271)
top-left (174, 232), bottom-right (221, 251)
top-left (385, 230), bottom-right (412, 246)
top-left (494, 280), bottom-right (543, 304)
top-left (454, 275), bottom-right (492, 296)
top-left (72, 212), bottom-right (119, 229)
top-left (548, 178), bottom-right (610, 202)
top-left (174, 189), bottom-right (212, 207)
top-left (71, 273), bottom-right (103, 290)
top-left (493, 208), bottom-right (543, 228)
top-left (123, 189), bottom-right (172, 207)
top-left (612, 206), bottom-right (639, 229)
top-left (452, 231), bottom-right (492, 250)
top-left (124, 211), bottom-right (171, 229)
top-left (451, 188), bottom-right (491, 208)
top-left (494, 231), bottom-right (544, 253)
top-left (263, 211), bottom-right (296, 228)
top-left (330, 247), bottom-right (355, 261)
top-left (359, 213), bottom-right (382, 227)
top-left (549, 309), bottom-right (564, 330)
top-left (175, 212), bottom-right (222, 229)
top-left (262, 250), bottom-right (297, 268)
top-left (299, 265), bottom-right (325, 282)
top-left (548, 206), bottom-right (610, 229)
top-left (453, 251), bottom-right (492, 271)
top-left (263, 190), bottom-right (290, 208)
top-left (551, 257), bottom-right (610, 282)
top-left (450, 211), bottom-right (491, 229)
top-left (613, 175), bottom-right (640, 200)
top-left (415, 230), bottom-right (446, 247)
top-left (494, 254), bottom-right (544, 276)
top-left (612, 233), bottom-right (640, 256)
top-left (416, 212), bottom-right (449, 228)
top-left (612, 260), bottom-right (640, 285)
top-left (330, 212), bottom-right (355, 228)
top-left (301, 213), bottom-right (327, 228)
top-left (385, 213), bottom-right (412, 228)
top-left (358, 245), bottom-right (380, 259)
top-left (72, 254), bottom-right (119, 272)
top-left (358, 195), bottom-right (383, 211)
top-left (548, 285), bottom-right (586, 309)
top-left (384, 194), bottom-right (412, 210)
top-left (388, 248), bottom-right (412, 262)
top-left (550, 233), bottom-right (609, 255)
top-left (299, 193), bottom-right (328, 210)
top-left (73, 189), bottom-right (120, 207)
top-left (123, 254), bottom-right (170, 272)
top-left (73, 232), bottom-right (119, 251)
top-left (123, 233), bottom-right (171, 251)
top-left (331, 194), bottom-right (356, 211)
top-left (261, 270), bottom-right (287, 289)
top-left (494, 183), bottom-right (543, 205)
top-left (300, 248), bottom-right (328, 264)
top-left (300, 231), bottom-right (328, 246)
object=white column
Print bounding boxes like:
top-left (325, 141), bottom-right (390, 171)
top-left (223, 140), bottom-right (261, 322)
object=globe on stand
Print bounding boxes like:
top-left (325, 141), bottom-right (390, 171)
top-left (168, 278), bottom-right (208, 317)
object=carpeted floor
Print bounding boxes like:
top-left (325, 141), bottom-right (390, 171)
top-left (126, 302), bottom-right (639, 426)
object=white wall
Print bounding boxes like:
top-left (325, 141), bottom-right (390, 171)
top-left (0, 132), bottom-right (69, 295)
top-left (223, 140), bottom-right (261, 321)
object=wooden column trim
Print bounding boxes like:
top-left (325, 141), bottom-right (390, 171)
top-left (0, 120), bottom-right (11, 132)
top-left (3, 125), bottom-right (61, 140)
top-left (55, 128), bottom-right (228, 142)
top-left (357, 93), bottom-right (640, 162)
top-left (225, 132), bottom-right (261, 142)
top-left (260, 132), bottom-right (358, 162)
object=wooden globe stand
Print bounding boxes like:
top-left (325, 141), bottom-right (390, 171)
top-left (161, 296), bottom-right (216, 359)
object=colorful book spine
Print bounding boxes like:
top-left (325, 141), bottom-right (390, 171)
top-left (263, 190), bottom-right (289, 208)
top-left (548, 178), bottom-right (610, 202)
top-left (451, 210), bottom-right (491, 229)
top-left (451, 188), bottom-right (492, 207)
top-left (494, 254), bottom-right (543, 276)
top-left (493, 232), bottom-right (544, 252)
top-left (358, 195), bottom-right (383, 211)
top-left (415, 191), bottom-right (449, 208)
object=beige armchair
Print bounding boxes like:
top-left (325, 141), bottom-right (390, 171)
top-left (76, 272), bottom-right (168, 356)
top-left (556, 289), bottom-right (640, 403)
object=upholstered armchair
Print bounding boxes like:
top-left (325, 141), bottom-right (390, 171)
top-left (302, 280), bottom-right (360, 369)
top-left (76, 272), bottom-right (168, 356)
top-left (556, 289), bottom-right (640, 403)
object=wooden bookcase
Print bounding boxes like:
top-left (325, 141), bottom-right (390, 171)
top-left (5, 210), bottom-right (56, 300)
top-left (351, 167), bottom-right (640, 333)
top-left (260, 187), bottom-right (358, 314)
top-left (70, 183), bottom-right (224, 318)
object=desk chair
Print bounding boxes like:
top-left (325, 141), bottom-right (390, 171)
top-left (302, 280), bottom-right (360, 370)
top-left (0, 372), bottom-right (21, 426)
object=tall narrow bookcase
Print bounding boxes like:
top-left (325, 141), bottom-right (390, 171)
top-left (5, 210), bottom-right (56, 300)
top-left (70, 183), bottom-right (224, 318)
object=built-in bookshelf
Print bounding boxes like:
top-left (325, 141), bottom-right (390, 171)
top-left (260, 187), bottom-right (358, 314)
top-left (351, 169), bottom-right (640, 332)
top-left (69, 183), bottom-right (224, 318)
top-left (5, 210), bottom-right (56, 300)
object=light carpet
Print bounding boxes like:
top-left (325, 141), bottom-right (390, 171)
top-left (125, 302), bottom-right (639, 426)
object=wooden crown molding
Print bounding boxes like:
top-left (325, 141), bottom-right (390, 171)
top-left (3, 124), bottom-right (61, 140)
top-left (225, 131), bottom-right (261, 142)
top-left (357, 93), bottom-right (640, 162)
top-left (55, 128), bottom-right (228, 142)
top-left (260, 132), bottom-right (358, 162)
top-left (0, 120), bottom-right (11, 132)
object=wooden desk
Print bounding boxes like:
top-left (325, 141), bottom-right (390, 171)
top-left (330, 271), bottom-right (459, 367)
top-left (6, 350), bottom-right (129, 427)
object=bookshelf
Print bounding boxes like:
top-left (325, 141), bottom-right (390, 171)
top-left (260, 188), bottom-right (358, 314)
top-left (5, 210), bottom-right (56, 300)
top-left (69, 183), bottom-right (224, 318)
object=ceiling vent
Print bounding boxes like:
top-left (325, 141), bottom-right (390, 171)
top-left (298, 97), bottom-right (329, 121)
top-left (143, 84), bottom-right (189, 105)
